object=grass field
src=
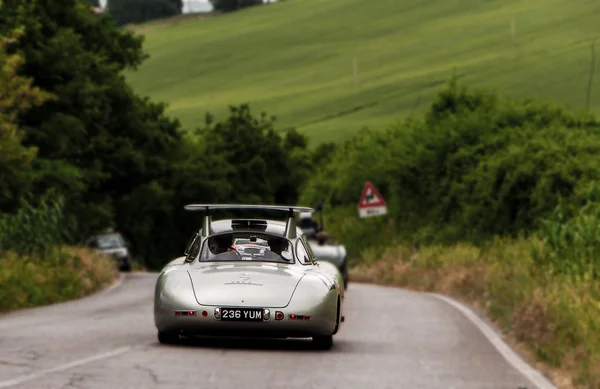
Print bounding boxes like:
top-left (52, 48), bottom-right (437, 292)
top-left (125, 0), bottom-right (600, 145)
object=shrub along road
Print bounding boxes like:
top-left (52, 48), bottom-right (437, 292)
top-left (0, 273), bottom-right (553, 389)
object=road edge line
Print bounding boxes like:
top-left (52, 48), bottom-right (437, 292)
top-left (429, 293), bottom-right (557, 389)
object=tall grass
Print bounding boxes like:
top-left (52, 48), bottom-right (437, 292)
top-left (535, 198), bottom-right (600, 279)
top-left (0, 190), bottom-right (68, 258)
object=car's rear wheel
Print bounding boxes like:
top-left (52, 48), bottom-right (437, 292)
top-left (157, 330), bottom-right (180, 345)
top-left (312, 335), bottom-right (333, 350)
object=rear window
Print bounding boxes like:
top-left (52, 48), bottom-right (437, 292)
top-left (199, 232), bottom-right (294, 264)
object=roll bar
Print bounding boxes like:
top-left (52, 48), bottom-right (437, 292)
top-left (184, 204), bottom-right (314, 239)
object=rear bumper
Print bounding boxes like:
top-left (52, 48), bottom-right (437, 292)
top-left (155, 303), bottom-right (338, 338)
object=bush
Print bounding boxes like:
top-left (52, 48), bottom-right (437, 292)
top-left (0, 247), bottom-right (118, 313)
top-left (302, 79), bottom-right (600, 257)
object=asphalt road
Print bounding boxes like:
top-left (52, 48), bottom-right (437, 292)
top-left (0, 273), bottom-right (556, 389)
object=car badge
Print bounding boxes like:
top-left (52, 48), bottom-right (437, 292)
top-left (225, 273), bottom-right (262, 286)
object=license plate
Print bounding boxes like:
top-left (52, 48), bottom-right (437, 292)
top-left (221, 308), bottom-right (263, 322)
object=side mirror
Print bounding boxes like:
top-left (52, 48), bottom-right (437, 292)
top-left (280, 250), bottom-right (293, 261)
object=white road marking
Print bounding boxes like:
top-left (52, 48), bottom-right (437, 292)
top-left (430, 293), bottom-right (557, 389)
top-left (0, 347), bottom-right (132, 388)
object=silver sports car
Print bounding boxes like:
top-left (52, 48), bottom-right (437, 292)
top-left (154, 204), bottom-right (345, 349)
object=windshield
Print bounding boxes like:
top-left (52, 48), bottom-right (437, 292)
top-left (96, 234), bottom-right (126, 249)
top-left (199, 232), bottom-right (293, 263)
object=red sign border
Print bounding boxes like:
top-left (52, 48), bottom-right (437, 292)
top-left (358, 181), bottom-right (386, 208)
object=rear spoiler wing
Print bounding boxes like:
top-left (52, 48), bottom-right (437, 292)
top-left (184, 204), bottom-right (314, 239)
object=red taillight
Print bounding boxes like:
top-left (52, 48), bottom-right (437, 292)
top-left (287, 313), bottom-right (310, 320)
top-left (275, 311), bottom-right (284, 320)
top-left (174, 310), bottom-right (197, 316)
top-left (202, 310), bottom-right (208, 317)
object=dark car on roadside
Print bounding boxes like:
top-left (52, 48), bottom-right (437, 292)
top-left (86, 231), bottom-right (133, 272)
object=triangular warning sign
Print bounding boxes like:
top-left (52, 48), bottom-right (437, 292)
top-left (358, 181), bottom-right (386, 208)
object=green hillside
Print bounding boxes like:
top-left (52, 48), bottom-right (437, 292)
top-left (125, 0), bottom-right (600, 144)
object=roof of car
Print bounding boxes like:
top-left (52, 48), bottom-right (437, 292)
top-left (208, 219), bottom-right (301, 238)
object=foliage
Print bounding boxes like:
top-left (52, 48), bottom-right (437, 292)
top-left (0, 247), bottom-right (118, 313)
top-left (83, 0), bottom-right (100, 6)
top-left (0, 29), bottom-right (54, 210)
top-left (535, 189), bottom-right (600, 278)
top-left (107, 0), bottom-right (182, 26)
top-left (208, 0), bottom-right (261, 13)
top-left (0, 0), bottom-right (188, 267)
top-left (197, 104), bottom-right (311, 205)
top-left (301, 80), bottom-right (600, 257)
top-left (113, 103), bottom-right (313, 269)
top-left (0, 190), bottom-right (68, 258)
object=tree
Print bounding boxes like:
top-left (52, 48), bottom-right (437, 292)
top-left (83, 0), bottom-right (100, 7)
top-left (107, 0), bottom-right (182, 26)
top-left (0, 29), bottom-right (54, 210)
top-left (0, 1), bottom-right (314, 269)
top-left (0, 0), bottom-right (199, 267)
top-left (209, 0), bottom-right (262, 13)
top-left (198, 104), bottom-right (311, 205)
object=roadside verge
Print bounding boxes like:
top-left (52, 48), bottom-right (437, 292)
top-left (350, 238), bottom-right (598, 389)
top-left (0, 246), bottom-right (120, 314)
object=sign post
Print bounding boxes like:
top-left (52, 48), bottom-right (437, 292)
top-left (357, 181), bottom-right (387, 218)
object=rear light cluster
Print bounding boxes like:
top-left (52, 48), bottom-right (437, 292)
top-left (274, 311), bottom-right (310, 320)
top-left (288, 314), bottom-right (310, 320)
top-left (174, 310), bottom-right (197, 316)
